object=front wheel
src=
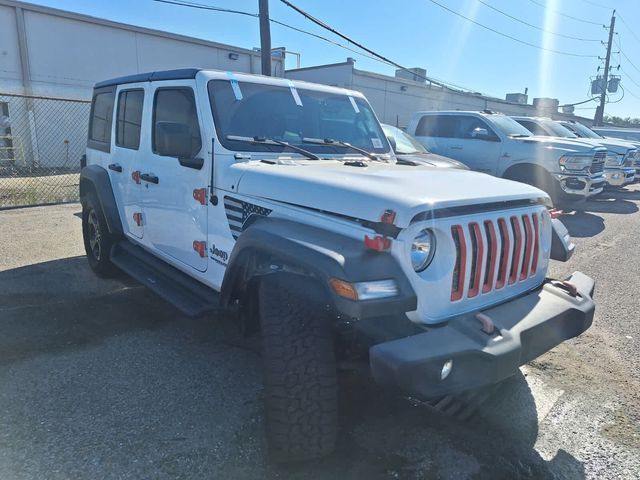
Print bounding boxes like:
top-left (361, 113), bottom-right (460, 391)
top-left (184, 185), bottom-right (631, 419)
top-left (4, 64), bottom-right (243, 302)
top-left (82, 193), bottom-right (117, 277)
top-left (258, 273), bottom-right (338, 462)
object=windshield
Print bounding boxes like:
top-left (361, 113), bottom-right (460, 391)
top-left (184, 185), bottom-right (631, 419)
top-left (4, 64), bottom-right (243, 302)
top-left (539, 119), bottom-right (578, 138)
top-left (487, 115), bottom-right (532, 137)
top-left (208, 80), bottom-right (389, 155)
top-left (382, 124), bottom-right (427, 154)
top-left (564, 122), bottom-right (603, 139)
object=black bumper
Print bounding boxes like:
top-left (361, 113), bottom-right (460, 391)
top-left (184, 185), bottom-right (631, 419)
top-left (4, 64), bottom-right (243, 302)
top-left (369, 272), bottom-right (595, 398)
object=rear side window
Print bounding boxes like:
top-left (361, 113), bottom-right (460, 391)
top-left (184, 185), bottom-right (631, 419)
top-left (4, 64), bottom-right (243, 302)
top-left (152, 88), bottom-right (202, 157)
top-left (88, 89), bottom-right (115, 151)
top-left (116, 89), bottom-right (144, 150)
top-left (414, 115), bottom-right (457, 138)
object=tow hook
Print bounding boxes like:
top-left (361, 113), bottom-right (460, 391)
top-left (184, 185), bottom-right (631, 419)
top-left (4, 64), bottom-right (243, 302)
top-left (475, 312), bottom-right (495, 335)
top-left (549, 280), bottom-right (579, 297)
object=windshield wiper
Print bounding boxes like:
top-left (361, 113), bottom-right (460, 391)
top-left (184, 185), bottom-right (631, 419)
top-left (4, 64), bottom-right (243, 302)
top-left (510, 134), bottom-right (531, 138)
top-left (226, 135), bottom-right (319, 160)
top-left (302, 137), bottom-right (382, 162)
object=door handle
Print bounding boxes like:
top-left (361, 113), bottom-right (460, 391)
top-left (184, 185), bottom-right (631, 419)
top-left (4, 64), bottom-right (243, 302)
top-left (140, 173), bottom-right (159, 184)
top-left (108, 163), bottom-right (122, 173)
top-left (450, 146), bottom-right (463, 150)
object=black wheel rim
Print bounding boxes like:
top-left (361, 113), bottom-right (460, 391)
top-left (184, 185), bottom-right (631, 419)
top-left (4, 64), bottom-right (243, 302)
top-left (87, 209), bottom-right (102, 260)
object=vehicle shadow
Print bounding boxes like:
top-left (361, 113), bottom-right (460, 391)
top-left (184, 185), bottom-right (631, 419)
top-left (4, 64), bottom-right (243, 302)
top-left (559, 210), bottom-right (605, 238)
top-left (0, 256), bottom-right (585, 480)
top-left (581, 193), bottom-right (639, 215)
top-left (560, 187), bottom-right (639, 238)
top-left (276, 371), bottom-right (585, 480)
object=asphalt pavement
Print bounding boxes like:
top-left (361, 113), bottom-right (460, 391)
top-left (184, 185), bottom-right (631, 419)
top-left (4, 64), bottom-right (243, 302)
top-left (0, 187), bottom-right (639, 480)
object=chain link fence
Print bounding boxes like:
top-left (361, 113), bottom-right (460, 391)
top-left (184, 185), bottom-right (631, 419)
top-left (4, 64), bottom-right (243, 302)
top-left (0, 92), bottom-right (90, 208)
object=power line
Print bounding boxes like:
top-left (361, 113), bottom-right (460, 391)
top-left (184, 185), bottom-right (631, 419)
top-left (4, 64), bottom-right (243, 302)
top-left (616, 14), bottom-right (640, 47)
top-left (152, 0), bottom-right (418, 73)
top-left (581, 0), bottom-right (613, 10)
top-left (475, 0), bottom-right (600, 42)
top-left (621, 84), bottom-right (640, 101)
top-left (526, 0), bottom-right (604, 26)
top-left (278, 0), bottom-right (465, 92)
top-left (620, 67), bottom-right (640, 90)
top-left (426, 0), bottom-right (599, 57)
top-left (154, 0), bottom-right (258, 18)
top-left (617, 43), bottom-right (640, 75)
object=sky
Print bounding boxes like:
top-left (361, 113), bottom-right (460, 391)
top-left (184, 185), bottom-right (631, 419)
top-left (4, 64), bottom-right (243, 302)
top-left (25, 0), bottom-right (640, 118)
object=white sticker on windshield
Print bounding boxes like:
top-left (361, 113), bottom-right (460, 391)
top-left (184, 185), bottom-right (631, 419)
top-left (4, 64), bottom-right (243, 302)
top-left (371, 138), bottom-right (383, 149)
top-left (226, 71), bottom-right (243, 100)
top-left (348, 96), bottom-right (360, 113)
top-left (288, 80), bottom-right (303, 106)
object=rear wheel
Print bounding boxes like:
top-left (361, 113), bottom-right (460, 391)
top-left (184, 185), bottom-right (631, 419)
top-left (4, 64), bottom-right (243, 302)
top-left (258, 273), bottom-right (338, 462)
top-left (82, 193), bottom-right (117, 277)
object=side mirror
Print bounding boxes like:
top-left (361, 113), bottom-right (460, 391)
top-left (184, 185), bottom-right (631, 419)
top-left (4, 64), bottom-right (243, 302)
top-left (155, 122), bottom-right (203, 169)
top-left (386, 135), bottom-right (397, 152)
top-left (471, 127), bottom-right (499, 141)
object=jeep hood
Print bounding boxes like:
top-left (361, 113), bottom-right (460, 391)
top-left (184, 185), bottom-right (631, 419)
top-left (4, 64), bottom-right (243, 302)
top-left (233, 160), bottom-right (547, 227)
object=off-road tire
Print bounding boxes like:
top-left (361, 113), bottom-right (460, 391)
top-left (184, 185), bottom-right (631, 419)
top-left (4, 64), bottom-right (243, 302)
top-left (82, 193), bottom-right (117, 277)
top-left (258, 273), bottom-right (338, 462)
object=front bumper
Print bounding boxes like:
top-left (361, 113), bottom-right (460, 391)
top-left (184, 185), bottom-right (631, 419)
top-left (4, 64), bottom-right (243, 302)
top-left (553, 173), bottom-right (605, 198)
top-left (604, 167), bottom-right (636, 186)
top-left (370, 271), bottom-right (595, 398)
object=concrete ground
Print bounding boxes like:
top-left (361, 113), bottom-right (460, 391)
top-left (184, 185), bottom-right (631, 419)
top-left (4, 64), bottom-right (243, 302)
top-left (0, 187), bottom-right (639, 480)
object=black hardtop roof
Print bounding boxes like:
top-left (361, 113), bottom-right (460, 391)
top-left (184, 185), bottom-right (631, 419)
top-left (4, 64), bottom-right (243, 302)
top-left (94, 68), bottom-right (201, 89)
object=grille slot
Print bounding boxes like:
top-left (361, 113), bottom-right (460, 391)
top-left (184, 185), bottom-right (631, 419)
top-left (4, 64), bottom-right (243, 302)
top-left (450, 213), bottom-right (542, 302)
top-left (590, 150), bottom-right (606, 174)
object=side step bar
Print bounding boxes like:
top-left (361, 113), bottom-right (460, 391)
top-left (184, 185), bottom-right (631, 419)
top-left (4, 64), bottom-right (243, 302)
top-left (110, 241), bottom-right (224, 317)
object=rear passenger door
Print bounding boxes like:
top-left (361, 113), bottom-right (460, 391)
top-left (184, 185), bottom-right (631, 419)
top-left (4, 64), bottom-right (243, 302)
top-left (140, 82), bottom-right (209, 272)
top-left (111, 85), bottom-right (146, 239)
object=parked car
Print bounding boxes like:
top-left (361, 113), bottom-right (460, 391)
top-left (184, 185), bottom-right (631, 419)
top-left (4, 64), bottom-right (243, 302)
top-left (559, 120), bottom-right (640, 178)
top-left (80, 70), bottom-right (594, 462)
top-left (512, 116), bottom-right (636, 188)
top-left (381, 123), bottom-right (468, 169)
top-left (592, 126), bottom-right (640, 143)
top-left (407, 110), bottom-right (606, 206)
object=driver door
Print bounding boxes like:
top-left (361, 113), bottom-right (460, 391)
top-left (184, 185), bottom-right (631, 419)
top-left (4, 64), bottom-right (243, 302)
top-left (140, 82), bottom-right (209, 272)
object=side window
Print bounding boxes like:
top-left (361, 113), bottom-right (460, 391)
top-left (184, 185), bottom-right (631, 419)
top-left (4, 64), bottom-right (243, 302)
top-left (116, 89), bottom-right (144, 150)
top-left (88, 89), bottom-right (115, 151)
top-left (517, 120), bottom-right (546, 136)
top-left (453, 116), bottom-right (497, 139)
top-left (414, 115), bottom-right (457, 137)
top-left (153, 88), bottom-right (202, 157)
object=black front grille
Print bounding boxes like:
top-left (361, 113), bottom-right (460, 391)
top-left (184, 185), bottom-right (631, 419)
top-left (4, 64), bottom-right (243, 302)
top-left (591, 150), bottom-right (606, 173)
top-left (590, 160), bottom-right (604, 174)
top-left (624, 151), bottom-right (635, 166)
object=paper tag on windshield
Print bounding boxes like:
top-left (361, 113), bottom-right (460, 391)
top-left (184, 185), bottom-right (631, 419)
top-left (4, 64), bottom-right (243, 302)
top-left (348, 96), bottom-right (360, 113)
top-left (371, 138), bottom-right (383, 149)
top-left (288, 80), bottom-right (303, 106)
top-left (226, 71), bottom-right (243, 100)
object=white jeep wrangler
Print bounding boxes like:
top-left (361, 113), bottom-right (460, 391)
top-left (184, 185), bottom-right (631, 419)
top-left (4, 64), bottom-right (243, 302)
top-left (80, 69), bottom-right (595, 461)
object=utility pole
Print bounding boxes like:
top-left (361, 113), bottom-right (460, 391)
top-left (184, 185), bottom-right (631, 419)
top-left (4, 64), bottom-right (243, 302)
top-left (594, 10), bottom-right (616, 126)
top-left (259, 0), bottom-right (271, 76)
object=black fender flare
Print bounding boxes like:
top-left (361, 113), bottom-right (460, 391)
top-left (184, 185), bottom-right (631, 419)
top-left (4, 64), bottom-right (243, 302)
top-left (79, 165), bottom-right (123, 236)
top-left (220, 217), bottom-right (417, 320)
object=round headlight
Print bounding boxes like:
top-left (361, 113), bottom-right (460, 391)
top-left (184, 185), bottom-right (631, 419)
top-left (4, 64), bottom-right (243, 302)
top-left (411, 229), bottom-right (436, 272)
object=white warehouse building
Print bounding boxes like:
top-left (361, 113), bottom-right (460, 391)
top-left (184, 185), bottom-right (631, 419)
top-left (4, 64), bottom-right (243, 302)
top-left (285, 59), bottom-right (592, 129)
top-left (0, 0), bottom-right (283, 170)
